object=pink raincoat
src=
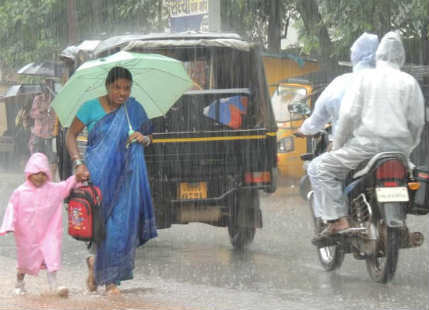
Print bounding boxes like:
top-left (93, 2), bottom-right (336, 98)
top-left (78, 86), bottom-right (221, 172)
top-left (0, 153), bottom-right (76, 275)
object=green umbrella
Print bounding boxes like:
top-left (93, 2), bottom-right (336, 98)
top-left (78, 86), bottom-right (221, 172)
top-left (51, 51), bottom-right (193, 127)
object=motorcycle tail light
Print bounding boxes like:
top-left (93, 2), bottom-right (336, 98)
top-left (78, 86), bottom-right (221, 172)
top-left (376, 159), bottom-right (406, 180)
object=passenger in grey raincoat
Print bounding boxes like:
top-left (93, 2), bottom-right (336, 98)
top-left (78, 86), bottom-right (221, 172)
top-left (297, 32), bottom-right (379, 219)
top-left (296, 32), bottom-right (379, 139)
top-left (311, 31), bottom-right (425, 236)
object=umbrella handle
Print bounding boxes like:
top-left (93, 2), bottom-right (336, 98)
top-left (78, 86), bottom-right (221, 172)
top-left (126, 129), bottom-right (136, 149)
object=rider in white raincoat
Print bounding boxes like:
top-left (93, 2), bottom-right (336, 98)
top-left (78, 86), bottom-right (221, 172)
top-left (311, 31), bottom-right (425, 236)
top-left (298, 32), bottom-right (379, 139)
top-left (301, 32), bottom-right (379, 218)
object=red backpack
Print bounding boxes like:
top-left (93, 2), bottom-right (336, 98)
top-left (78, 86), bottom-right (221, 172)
top-left (67, 183), bottom-right (106, 243)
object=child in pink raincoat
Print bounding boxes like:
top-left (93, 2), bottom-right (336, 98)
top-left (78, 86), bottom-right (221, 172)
top-left (0, 152), bottom-right (77, 297)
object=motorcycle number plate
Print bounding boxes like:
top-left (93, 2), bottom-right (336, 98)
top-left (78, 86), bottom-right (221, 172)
top-left (375, 187), bottom-right (409, 202)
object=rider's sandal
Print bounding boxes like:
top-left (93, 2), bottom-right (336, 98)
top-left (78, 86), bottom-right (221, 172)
top-left (311, 222), bottom-right (349, 247)
top-left (318, 224), bottom-right (340, 237)
top-left (337, 227), bottom-right (365, 235)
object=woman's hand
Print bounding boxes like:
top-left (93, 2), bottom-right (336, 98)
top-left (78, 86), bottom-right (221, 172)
top-left (128, 131), bottom-right (151, 146)
top-left (75, 164), bottom-right (90, 182)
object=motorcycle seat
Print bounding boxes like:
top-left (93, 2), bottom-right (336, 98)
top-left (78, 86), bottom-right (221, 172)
top-left (351, 152), bottom-right (408, 180)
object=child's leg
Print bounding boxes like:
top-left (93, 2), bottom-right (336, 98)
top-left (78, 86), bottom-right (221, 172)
top-left (47, 271), bottom-right (69, 298)
top-left (14, 272), bottom-right (26, 295)
top-left (47, 271), bottom-right (57, 290)
top-left (17, 272), bottom-right (25, 283)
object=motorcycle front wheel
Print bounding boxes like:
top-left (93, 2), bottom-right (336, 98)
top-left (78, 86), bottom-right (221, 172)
top-left (318, 245), bottom-right (345, 271)
top-left (299, 174), bottom-right (311, 201)
top-left (309, 194), bottom-right (345, 271)
top-left (366, 217), bottom-right (400, 283)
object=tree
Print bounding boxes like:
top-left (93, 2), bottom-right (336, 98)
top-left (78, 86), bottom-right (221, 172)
top-left (221, 0), bottom-right (294, 52)
top-left (221, 0), bottom-right (429, 68)
top-left (267, 0), bottom-right (282, 52)
top-left (0, 0), bottom-right (166, 77)
top-left (67, 0), bottom-right (79, 44)
top-left (294, 0), bottom-right (429, 66)
top-left (294, 0), bottom-right (335, 70)
top-left (1, 0), bottom-right (428, 79)
top-left (0, 0), bottom-right (68, 78)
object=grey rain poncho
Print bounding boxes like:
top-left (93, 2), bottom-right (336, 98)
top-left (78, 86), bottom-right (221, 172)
top-left (334, 31), bottom-right (425, 153)
top-left (309, 31), bottom-right (425, 221)
top-left (306, 32), bottom-right (379, 218)
top-left (300, 32), bottom-right (379, 138)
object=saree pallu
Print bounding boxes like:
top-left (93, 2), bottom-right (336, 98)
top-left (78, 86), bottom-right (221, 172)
top-left (85, 97), bottom-right (157, 285)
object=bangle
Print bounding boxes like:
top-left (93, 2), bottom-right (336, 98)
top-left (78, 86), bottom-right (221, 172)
top-left (142, 135), bottom-right (151, 145)
top-left (73, 159), bottom-right (85, 170)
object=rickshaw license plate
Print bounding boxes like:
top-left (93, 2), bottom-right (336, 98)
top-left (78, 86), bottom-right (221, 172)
top-left (375, 187), bottom-right (409, 202)
top-left (178, 182), bottom-right (207, 200)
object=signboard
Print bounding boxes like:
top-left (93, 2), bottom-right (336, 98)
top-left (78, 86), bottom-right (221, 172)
top-left (167, 0), bottom-right (209, 32)
top-left (168, 0), bottom-right (208, 17)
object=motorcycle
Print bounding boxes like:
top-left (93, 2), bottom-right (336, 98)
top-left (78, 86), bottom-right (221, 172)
top-left (298, 125), bottom-right (331, 201)
top-left (297, 108), bottom-right (427, 283)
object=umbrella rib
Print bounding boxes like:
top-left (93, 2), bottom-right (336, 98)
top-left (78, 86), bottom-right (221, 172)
top-left (132, 79), bottom-right (163, 114)
top-left (131, 68), bottom-right (192, 115)
top-left (132, 68), bottom-right (192, 81)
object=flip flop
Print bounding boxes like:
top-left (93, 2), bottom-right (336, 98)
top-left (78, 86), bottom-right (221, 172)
top-left (336, 227), bottom-right (366, 235)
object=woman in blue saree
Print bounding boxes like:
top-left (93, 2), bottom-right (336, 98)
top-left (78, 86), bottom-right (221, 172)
top-left (66, 66), bottom-right (157, 295)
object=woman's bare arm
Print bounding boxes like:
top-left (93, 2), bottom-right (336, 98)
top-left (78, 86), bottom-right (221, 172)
top-left (66, 117), bottom-right (85, 160)
top-left (66, 117), bottom-right (89, 181)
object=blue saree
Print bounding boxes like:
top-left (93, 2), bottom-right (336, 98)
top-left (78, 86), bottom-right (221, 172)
top-left (84, 97), bottom-right (157, 286)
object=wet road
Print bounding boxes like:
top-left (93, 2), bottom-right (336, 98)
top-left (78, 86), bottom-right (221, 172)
top-left (0, 173), bottom-right (428, 309)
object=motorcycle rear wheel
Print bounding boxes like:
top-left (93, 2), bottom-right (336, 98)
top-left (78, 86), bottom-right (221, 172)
top-left (366, 223), bottom-right (400, 283)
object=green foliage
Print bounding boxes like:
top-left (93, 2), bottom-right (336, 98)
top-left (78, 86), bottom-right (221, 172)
top-left (221, 0), bottom-right (296, 48)
top-left (221, 0), bottom-right (429, 63)
top-left (1, 0), bottom-right (428, 77)
top-left (0, 0), bottom-right (66, 73)
top-left (296, 0), bottom-right (429, 61)
top-left (0, 0), bottom-right (165, 76)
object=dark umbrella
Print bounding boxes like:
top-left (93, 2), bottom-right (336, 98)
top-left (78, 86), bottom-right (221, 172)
top-left (17, 61), bottom-right (65, 78)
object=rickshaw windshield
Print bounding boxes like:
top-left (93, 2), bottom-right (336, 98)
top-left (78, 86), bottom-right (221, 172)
top-left (271, 84), bottom-right (308, 122)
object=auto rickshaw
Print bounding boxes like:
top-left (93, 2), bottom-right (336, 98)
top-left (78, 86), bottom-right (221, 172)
top-left (262, 53), bottom-right (320, 179)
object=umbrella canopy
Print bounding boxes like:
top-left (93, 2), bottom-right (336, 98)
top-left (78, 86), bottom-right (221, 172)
top-left (203, 95), bottom-right (249, 129)
top-left (51, 51), bottom-right (193, 127)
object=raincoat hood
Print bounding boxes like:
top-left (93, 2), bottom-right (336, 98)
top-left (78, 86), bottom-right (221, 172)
top-left (24, 152), bottom-right (52, 181)
top-left (350, 32), bottom-right (379, 71)
top-left (375, 31), bottom-right (405, 69)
